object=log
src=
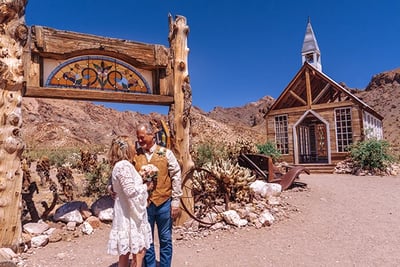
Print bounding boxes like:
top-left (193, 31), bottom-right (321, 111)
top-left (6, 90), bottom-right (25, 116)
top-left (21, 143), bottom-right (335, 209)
top-left (167, 14), bottom-right (194, 225)
top-left (0, 0), bottom-right (27, 251)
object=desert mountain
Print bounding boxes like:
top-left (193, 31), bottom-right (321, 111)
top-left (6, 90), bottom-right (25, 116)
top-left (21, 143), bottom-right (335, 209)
top-left (21, 98), bottom-right (268, 152)
top-left (352, 68), bottom-right (400, 151)
top-left (21, 68), bottom-right (400, 154)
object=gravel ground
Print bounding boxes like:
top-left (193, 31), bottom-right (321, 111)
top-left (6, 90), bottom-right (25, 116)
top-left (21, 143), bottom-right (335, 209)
top-left (22, 173), bottom-right (400, 267)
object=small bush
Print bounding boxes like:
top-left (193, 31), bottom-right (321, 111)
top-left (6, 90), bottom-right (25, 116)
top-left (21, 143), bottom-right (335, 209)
top-left (193, 138), bottom-right (258, 167)
top-left (256, 141), bottom-right (282, 162)
top-left (349, 139), bottom-right (394, 171)
top-left (193, 141), bottom-right (228, 167)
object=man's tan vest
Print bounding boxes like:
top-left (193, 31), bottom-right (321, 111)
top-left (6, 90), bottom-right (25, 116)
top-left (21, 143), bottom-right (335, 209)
top-left (134, 145), bottom-right (172, 206)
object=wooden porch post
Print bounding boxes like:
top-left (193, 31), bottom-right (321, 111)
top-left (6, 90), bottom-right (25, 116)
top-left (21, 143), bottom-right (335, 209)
top-left (167, 14), bottom-right (194, 225)
top-left (0, 0), bottom-right (28, 250)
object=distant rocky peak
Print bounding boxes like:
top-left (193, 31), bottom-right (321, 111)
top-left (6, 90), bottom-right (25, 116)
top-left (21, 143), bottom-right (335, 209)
top-left (365, 68), bottom-right (400, 91)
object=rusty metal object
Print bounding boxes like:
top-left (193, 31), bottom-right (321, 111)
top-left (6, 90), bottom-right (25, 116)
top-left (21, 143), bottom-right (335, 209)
top-left (238, 153), bottom-right (310, 190)
top-left (180, 167), bottom-right (229, 225)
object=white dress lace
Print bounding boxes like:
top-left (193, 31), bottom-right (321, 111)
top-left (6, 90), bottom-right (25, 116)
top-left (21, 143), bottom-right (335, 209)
top-left (107, 160), bottom-right (152, 256)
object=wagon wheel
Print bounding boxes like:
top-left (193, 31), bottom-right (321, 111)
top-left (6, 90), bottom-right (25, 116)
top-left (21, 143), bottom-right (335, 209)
top-left (180, 167), bottom-right (229, 225)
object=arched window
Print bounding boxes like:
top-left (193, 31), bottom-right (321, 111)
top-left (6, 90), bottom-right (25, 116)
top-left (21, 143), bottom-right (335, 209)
top-left (45, 55), bottom-right (151, 93)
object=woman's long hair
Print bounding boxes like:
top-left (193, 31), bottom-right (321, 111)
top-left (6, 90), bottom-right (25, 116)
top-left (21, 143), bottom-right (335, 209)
top-left (108, 135), bottom-right (136, 166)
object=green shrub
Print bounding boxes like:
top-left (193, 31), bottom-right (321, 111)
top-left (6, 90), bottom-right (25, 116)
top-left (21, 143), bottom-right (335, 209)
top-left (349, 139), bottom-right (394, 171)
top-left (256, 141), bottom-right (282, 162)
top-left (193, 141), bottom-right (228, 167)
top-left (193, 138), bottom-right (258, 167)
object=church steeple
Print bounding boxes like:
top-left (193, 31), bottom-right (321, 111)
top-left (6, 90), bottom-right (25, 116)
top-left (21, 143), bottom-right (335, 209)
top-left (301, 18), bottom-right (322, 71)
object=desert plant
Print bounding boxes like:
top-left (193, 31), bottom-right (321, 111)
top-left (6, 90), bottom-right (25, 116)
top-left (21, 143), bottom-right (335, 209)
top-left (193, 138), bottom-right (258, 167)
top-left (23, 147), bottom-right (81, 168)
top-left (349, 139), bottom-right (394, 171)
top-left (225, 138), bottom-right (258, 160)
top-left (83, 161), bottom-right (112, 198)
top-left (193, 141), bottom-right (228, 167)
top-left (256, 141), bottom-right (282, 162)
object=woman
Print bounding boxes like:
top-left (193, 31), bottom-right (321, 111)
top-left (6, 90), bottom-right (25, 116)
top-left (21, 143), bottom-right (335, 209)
top-left (107, 135), bottom-right (153, 267)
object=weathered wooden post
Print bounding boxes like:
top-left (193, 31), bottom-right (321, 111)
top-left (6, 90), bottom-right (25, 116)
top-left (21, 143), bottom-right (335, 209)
top-left (167, 14), bottom-right (194, 224)
top-left (0, 0), bottom-right (28, 250)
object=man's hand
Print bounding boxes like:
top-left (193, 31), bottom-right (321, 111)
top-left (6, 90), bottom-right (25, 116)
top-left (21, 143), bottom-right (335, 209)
top-left (171, 206), bottom-right (181, 219)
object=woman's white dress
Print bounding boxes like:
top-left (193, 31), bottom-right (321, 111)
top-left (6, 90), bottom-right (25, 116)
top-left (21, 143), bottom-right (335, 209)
top-left (107, 160), bottom-right (152, 255)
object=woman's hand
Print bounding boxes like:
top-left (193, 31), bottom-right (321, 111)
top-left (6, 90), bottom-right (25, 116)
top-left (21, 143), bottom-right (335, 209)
top-left (107, 185), bottom-right (116, 199)
top-left (146, 181), bottom-right (154, 191)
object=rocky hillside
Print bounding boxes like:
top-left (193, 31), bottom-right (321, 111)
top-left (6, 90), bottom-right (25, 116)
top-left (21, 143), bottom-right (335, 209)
top-left (21, 68), bottom-right (400, 155)
top-left (21, 98), bottom-right (267, 153)
top-left (353, 68), bottom-right (400, 151)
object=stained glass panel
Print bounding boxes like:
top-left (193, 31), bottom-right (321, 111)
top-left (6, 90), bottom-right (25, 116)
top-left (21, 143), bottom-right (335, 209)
top-left (45, 56), bottom-right (151, 93)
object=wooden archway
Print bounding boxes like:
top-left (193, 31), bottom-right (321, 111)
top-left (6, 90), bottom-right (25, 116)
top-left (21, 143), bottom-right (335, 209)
top-left (0, 0), bottom-right (193, 250)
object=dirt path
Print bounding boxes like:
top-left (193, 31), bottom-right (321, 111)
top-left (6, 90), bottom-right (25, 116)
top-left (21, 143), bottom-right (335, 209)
top-left (22, 173), bottom-right (400, 266)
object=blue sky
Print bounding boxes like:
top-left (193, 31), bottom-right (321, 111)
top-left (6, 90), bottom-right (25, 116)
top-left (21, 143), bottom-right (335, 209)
top-left (25, 0), bottom-right (400, 114)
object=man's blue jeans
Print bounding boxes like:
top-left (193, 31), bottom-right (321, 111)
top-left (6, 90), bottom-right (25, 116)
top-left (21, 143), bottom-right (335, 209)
top-left (145, 199), bottom-right (173, 267)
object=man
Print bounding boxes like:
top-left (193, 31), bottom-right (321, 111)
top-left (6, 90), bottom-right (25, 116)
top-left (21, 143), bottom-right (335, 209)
top-left (134, 122), bottom-right (182, 267)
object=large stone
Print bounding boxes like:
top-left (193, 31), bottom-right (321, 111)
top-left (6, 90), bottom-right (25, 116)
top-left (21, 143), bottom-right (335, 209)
top-left (81, 221), bottom-right (94, 235)
top-left (23, 222), bottom-right (50, 235)
top-left (55, 209), bottom-right (83, 224)
top-left (0, 248), bottom-right (16, 261)
top-left (54, 201), bottom-right (89, 223)
top-left (85, 216), bottom-right (101, 229)
top-left (90, 195), bottom-right (114, 217)
top-left (222, 210), bottom-right (247, 227)
top-left (31, 235), bottom-right (49, 248)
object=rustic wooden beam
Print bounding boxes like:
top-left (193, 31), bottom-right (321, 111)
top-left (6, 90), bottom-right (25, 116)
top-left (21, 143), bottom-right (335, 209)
top-left (30, 26), bottom-right (170, 69)
top-left (312, 83), bottom-right (331, 104)
top-left (305, 68), bottom-right (312, 108)
top-left (266, 106), bottom-right (309, 116)
top-left (23, 86), bottom-right (174, 105)
top-left (311, 100), bottom-right (354, 110)
top-left (266, 100), bottom-right (354, 116)
top-left (289, 90), bottom-right (307, 105)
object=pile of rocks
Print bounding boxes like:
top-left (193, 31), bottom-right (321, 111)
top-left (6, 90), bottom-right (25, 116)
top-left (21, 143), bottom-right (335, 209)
top-left (334, 158), bottom-right (400, 176)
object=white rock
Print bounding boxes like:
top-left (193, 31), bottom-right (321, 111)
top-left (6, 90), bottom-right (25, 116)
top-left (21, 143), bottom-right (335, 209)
top-left (250, 180), bottom-right (282, 198)
top-left (0, 247), bottom-right (17, 260)
top-left (81, 221), bottom-right (94, 235)
top-left (31, 235), bottom-right (49, 248)
top-left (98, 208), bottom-right (114, 221)
top-left (55, 209), bottom-right (83, 224)
top-left (265, 183), bottom-right (282, 197)
top-left (23, 222), bottom-right (50, 235)
top-left (222, 210), bottom-right (248, 227)
top-left (67, 221), bottom-right (77, 231)
top-left (259, 210), bottom-right (275, 226)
